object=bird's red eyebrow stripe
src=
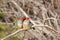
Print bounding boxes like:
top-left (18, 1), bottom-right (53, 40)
top-left (20, 17), bottom-right (29, 20)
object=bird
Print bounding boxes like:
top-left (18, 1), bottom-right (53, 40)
top-left (23, 17), bottom-right (31, 30)
top-left (16, 17), bottom-right (26, 29)
top-left (15, 17), bottom-right (32, 30)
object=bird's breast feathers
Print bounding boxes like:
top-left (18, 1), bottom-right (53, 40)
top-left (23, 20), bottom-right (29, 25)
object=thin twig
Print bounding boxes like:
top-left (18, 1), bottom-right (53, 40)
top-left (1, 29), bottom-right (25, 40)
top-left (32, 24), bottom-right (58, 33)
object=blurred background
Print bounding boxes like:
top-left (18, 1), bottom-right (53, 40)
top-left (0, 0), bottom-right (60, 40)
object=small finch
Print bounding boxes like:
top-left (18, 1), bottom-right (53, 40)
top-left (23, 17), bottom-right (30, 30)
top-left (17, 17), bottom-right (25, 29)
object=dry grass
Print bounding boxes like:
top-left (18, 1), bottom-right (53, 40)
top-left (0, 0), bottom-right (60, 40)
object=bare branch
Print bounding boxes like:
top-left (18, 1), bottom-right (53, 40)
top-left (1, 29), bottom-right (25, 40)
